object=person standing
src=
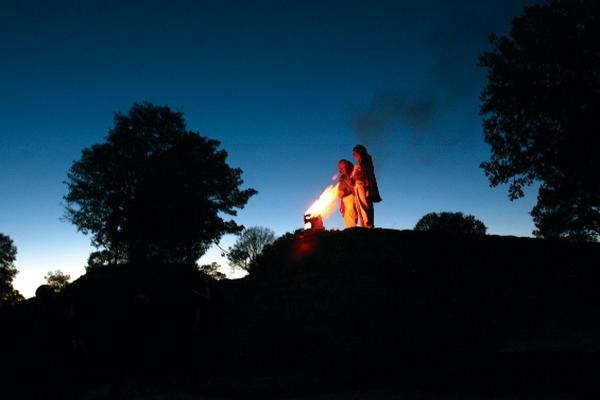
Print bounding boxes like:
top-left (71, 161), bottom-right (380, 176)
top-left (351, 145), bottom-right (381, 228)
top-left (337, 159), bottom-right (357, 228)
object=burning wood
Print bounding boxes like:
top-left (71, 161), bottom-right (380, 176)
top-left (303, 214), bottom-right (324, 230)
top-left (304, 183), bottom-right (339, 230)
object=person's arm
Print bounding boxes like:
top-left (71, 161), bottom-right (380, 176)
top-left (352, 163), bottom-right (364, 182)
top-left (337, 175), bottom-right (352, 197)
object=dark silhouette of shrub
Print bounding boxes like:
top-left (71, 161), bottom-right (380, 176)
top-left (199, 262), bottom-right (226, 280)
top-left (227, 226), bottom-right (276, 272)
top-left (414, 211), bottom-right (487, 235)
top-left (44, 270), bottom-right (71, 293)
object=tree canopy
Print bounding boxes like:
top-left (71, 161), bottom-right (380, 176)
top-left (44, 270), bottom-right (71, 292)
top-left (414, 212), bottom-right (487, 235)
top-left (0, 233), bottom-right (23, 306)
top-left (227, 226), bottom-right (276, 272)
top-left (199, 262), bottom-right (227, 280)
top-left (85, 250), bottom-right (124, 271)
top-left (64, 102), bottom-right (257, 265)
top-left (479, 0), bottom-right (600, 241)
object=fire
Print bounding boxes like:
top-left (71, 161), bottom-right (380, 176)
top-left (304, 183), bottom-right (339, 229)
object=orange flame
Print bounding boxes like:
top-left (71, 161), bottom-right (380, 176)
top-left (304, 183), bottom-right (340, 226)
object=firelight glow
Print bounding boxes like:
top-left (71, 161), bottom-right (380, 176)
top-left (304, 183), bottom-right (340, 228)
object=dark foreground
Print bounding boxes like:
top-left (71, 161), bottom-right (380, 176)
top-left (2, 229), bottom-right (600, 399)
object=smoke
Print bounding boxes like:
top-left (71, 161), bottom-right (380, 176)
top-left (350, 1), bottom-right (531, 163)
top-left (352, 93), bottom-right (436, 145)
top-left (350, 90), bottom-right (452, 167)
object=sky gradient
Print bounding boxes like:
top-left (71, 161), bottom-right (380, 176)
top-left (1, 0), bottom-right (536, 297)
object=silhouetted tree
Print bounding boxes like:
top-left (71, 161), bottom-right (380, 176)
top-left (199, 262), bottom-right (226, 280)
top-left (479, 0), bottom-right (600, 241)
top-left (64, 102), bottom-right (257, 265)
top-left (414, 212), bottom-right (487, 235)
top-left (85, 250), bottom-right (127, 271)
top-left (0, 233), bottom-right (23, 305)
top-left (227, 226), bottom-right (276, 271)
top-left (44, 270), bottom-right (71, 292)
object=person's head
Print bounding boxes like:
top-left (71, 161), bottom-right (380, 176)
top-left (352, 144), bottom-right (367, 163)
top-left (338, 159), bottom-right (353, 175)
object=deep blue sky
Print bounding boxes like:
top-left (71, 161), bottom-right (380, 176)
top-left (1, 0), bottom-right (536, 297)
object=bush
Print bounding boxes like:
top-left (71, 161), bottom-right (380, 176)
top-left (414, 212), bottom-right (487, 235)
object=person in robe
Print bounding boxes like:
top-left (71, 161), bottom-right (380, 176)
top-left (351, 145), bottom-right (381, 228)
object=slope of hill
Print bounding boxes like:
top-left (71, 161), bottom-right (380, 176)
top-left (2, 228), bottom-right (599, 398)
top-left (208, 228), bottom-right (600, 395)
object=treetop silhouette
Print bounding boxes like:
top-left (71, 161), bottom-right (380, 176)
top-left (479, 0), bottom-right (600, 241)
top-left (414, 212), bottom-right (487, 235)
top-left (0, 233), bottom-right (23, 306)
top-left (64, 102), bottom-right (257, 265)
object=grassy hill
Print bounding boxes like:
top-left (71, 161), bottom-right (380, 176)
top-left (2, 228), bottom-right (600, 398)
top-left (209, 228), bottom-right (600, 395)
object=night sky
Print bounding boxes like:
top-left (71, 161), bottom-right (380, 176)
top-left (1, 0), bottom-right (536, 297)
